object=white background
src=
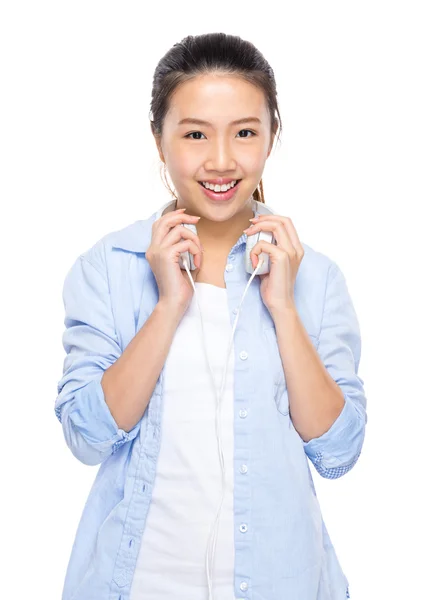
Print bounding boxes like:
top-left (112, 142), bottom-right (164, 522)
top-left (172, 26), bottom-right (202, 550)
top-left (1, 1), bottom-right (437, 599)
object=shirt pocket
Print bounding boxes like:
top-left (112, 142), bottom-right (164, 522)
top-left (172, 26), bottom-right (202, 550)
top-left (263, 325), bottom-right (319, 416)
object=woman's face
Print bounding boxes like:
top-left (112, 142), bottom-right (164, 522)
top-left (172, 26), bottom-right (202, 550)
top-left (155, 73), bottom-right (276, 222)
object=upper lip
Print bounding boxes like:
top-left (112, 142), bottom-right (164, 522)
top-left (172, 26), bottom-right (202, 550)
top-left (198, 178), bottom-right (241, 185)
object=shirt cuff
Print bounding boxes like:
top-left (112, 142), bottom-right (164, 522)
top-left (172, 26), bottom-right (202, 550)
top-left (56, 376), bottom-right (140, 456)
top-left (302, 391), bottom-right (364, 471)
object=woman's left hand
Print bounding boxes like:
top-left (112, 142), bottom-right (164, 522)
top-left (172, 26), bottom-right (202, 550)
top-left (243, 214), bottom-right (304, 312)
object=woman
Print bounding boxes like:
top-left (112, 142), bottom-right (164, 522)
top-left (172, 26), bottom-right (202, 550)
top-left (55, 33), bottom-right (366, 600)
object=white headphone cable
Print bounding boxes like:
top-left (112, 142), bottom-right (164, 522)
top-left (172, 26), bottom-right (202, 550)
top-left (182, 255), bottom-right (265, 600)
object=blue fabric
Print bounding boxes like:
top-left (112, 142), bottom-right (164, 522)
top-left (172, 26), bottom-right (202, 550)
top-left (55, 199), bottom-right (366, 599)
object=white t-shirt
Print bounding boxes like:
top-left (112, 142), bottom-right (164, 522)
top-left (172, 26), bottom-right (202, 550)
top-left (130, 282), bottom-right (236, 600)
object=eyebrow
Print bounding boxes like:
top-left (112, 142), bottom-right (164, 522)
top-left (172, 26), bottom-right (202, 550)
top-left (177, 117), bottom-right (262, 127)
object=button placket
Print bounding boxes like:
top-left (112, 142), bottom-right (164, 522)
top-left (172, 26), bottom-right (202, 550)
top-left (235, 331), bottom-right (251, 594)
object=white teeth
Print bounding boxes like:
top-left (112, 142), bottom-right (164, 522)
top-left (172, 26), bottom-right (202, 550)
top-left (201, 179), bottom-right (238, 192)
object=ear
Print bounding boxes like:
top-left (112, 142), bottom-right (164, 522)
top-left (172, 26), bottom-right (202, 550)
top-left (267, 120), bottom-right (279, 157)
top-left (151, 126), bottom-right (165, 163)
top-left (267, 136), bottom-right (275, 158)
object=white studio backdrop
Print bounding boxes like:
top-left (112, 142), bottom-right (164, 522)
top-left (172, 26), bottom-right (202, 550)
top-left (0, 2), bottom-right (436, 599)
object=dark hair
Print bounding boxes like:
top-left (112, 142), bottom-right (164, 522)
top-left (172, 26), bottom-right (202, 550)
top-left (150, 33), bottom-right (283, 204)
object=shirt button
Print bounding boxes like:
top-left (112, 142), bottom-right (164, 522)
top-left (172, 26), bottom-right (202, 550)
top-left (239, 523), bottom-right (248, 533)
top-left (239, 351), bottom-right (248, 360)
top-left (225, 263), bottom-right (234, 272)
top-left (233, 307), bottom-right (238, 314)
top-left (239, 409), bottom-right (248, 418)
top-left (240, 581), bottom-right (248, 592)
top-left (240, 464), bottom-right (248, 474)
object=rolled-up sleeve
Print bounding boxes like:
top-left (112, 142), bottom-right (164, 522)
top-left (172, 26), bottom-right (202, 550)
top-left (54, 254), bottom-right (140, 466)
top-left (303, 261), bottom-right (367, 479)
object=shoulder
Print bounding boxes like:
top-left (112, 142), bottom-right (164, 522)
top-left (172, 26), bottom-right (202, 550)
top-left (298, 240), bottom-right (339, 286)
top-left (76, 215), bottom-right (156, 275)
top-left (292, 241), bottom-right (347, 335)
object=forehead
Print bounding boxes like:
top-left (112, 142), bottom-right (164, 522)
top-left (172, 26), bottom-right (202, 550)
top-left (166, 74), bottom-right (269, 124)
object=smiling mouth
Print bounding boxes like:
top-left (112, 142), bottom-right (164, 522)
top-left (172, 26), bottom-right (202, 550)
top-left (198, 179), bottom-right (242, 190)
top-left (197, 179), bottom-right (243, 203)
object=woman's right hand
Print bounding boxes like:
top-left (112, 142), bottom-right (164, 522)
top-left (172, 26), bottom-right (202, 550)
top-left (145, 208), bottom-right (203, 314)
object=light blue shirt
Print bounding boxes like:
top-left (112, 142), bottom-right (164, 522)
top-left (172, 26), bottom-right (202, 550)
top-left (55, 198), bottom-right (366, 600)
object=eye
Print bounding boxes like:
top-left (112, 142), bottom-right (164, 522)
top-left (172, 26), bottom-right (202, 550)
top-left (184, 129), bottom-right (257, 140)
top-left (185, 131), bottom-right (206, 140)
top-left (237, 129), bottom-right (257, 138)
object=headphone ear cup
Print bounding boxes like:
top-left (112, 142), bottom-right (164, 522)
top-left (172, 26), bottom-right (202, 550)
top-left (245, 231), bottom-right (274, 274)
top-left (178, 223), bottom-right (198, 270)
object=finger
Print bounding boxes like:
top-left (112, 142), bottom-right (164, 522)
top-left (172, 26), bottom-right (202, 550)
top-left (171, 238), bottom-right (203, 267)
top-left (249, 239), bottom-right (285, 270)
top-left (162, 222), bottom-right (204, 254)
top-left (154, 212), bottom-right (201, 245)
top-left (248, 215), bottom-right (304, 255)
top-left (152, 207), bottom-right (185, 231)
top-left (245, 219), bottom-right (296, 255)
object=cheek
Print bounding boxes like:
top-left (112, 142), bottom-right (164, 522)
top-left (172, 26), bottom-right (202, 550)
top-left (167, 153), bottom-right (195, 181)
top-left (238, 148), bottom-right (266, 176)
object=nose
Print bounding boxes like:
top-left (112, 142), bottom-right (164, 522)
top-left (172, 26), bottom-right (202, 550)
top-left (205, 137), bottom-right (237, 172)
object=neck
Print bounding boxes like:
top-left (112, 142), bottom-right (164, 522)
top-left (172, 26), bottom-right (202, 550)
top-left (194, 204), bottom-right (254, 253)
